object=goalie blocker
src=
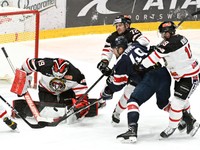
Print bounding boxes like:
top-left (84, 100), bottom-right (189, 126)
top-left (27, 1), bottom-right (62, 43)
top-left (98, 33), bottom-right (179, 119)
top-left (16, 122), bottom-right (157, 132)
top-left (11, 98), bottom-right (98, 119)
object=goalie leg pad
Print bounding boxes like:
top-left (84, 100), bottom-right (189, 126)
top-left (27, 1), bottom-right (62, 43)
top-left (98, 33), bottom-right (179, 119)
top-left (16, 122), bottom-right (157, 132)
top-left (12, 99), bottom-right (45, 118)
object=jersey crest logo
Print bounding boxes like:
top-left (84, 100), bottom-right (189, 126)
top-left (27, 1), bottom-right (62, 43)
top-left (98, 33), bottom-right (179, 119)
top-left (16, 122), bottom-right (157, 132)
top-left (49, 78), bottom-right (66, 92)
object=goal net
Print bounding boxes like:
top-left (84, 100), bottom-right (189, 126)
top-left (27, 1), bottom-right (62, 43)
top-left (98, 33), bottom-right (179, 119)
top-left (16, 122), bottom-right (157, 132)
top-left (0, 7), bottom-right (39, 88)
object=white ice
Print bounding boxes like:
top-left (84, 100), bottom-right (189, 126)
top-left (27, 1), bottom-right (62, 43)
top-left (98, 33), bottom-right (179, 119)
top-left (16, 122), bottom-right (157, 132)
top-left (0, 29), bottom-right (200, 150)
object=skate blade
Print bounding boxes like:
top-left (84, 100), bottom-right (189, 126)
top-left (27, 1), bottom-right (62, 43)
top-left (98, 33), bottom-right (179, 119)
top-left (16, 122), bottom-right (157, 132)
top-left (190, 123), bottom-right (200, 137)
top-left (10, 128), bottom-right (20, 133)
top-left (111, 121), bottom-right (119, 127)
top-left (117, 137), bottom-right (137, 143)
top-left (159, 135), bottom-right (167, 140)
top-left (178, 128), bottom-right (186, 133)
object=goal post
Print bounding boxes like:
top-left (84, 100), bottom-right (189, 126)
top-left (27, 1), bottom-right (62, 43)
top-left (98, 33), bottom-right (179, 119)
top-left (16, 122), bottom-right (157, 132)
top-left (0, 7), bottom-right (39, 88)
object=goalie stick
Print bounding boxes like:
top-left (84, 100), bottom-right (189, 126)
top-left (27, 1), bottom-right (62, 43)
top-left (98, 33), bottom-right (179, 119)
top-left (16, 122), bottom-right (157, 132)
top-left (38, 74), bottom-right (104, 127)
top-left (1, 47), bottom-right (54, 123)
top-left (0, 95), bottom-right (45, 129)
top-left (39, 98), bottom-right (102, 127)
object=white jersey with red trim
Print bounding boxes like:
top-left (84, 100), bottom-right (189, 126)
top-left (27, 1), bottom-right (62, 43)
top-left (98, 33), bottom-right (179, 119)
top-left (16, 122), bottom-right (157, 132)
top-left (0, 104), bottom-right (7, 119)
top-left (142, 34), bottom-right (200, 80)
top-left (101, 28), bottom-right (150, 62)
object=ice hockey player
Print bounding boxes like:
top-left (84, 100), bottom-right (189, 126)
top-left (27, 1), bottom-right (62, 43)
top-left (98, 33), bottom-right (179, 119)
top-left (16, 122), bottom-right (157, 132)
top-left (97, 14), bottom-right (150, 114)
top-left (0, 104), bottom-right (17, 130)
top-left (13, 58), bottom-right (96, 122)
top-left (100, 36), bottom-right (172, 143)
top-left (141, 21), bottom-right (200, 138)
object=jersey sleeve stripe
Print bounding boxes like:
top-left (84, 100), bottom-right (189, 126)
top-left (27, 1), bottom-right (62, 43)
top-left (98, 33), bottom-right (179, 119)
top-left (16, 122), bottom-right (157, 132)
top-left (113, 74), bottom-right (128, 85)
top-left (147, 55), bottom-right (156, 64)
top-left (154, 51), bottom-right (161, 59)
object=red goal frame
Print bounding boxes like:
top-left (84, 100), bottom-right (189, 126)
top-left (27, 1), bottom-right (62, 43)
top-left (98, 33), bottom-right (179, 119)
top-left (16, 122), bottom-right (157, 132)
top-left (0, 9), bottom-right (40, 88)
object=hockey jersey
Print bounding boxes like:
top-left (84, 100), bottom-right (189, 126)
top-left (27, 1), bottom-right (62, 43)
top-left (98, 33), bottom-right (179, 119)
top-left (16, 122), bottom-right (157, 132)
top-left (101, 27), bottom-right (150, 62)
top-left (142, 34), bottom-right (200, 80)
top-left (106, 43), bottom-right (149, 93)
top-left (21, 58), bottom-right (88, 97)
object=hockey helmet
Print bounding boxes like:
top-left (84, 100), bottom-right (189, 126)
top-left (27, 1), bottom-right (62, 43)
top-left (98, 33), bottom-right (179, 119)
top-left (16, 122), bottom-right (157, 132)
top-left (113, 15), bottom-right (132, 25)
top-left (52, 58), bottom-right (69, 78)
top-left (111, 36), bottom-right (128, 50)
top-left (158, 21), bottom-right (176, 35)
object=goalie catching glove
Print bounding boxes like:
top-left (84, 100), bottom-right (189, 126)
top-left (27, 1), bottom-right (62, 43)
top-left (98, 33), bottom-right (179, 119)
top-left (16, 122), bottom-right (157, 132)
top-left (71, 98), bottom-right (90, 119)
top-left (10, 69), bottom-right (32, 96)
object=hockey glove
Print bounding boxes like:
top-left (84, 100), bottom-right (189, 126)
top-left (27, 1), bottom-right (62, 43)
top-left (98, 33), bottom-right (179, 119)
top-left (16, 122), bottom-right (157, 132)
top-left (72, 98), bottom-right (90, 119)
top-left (133, 64), bottom-right (145, 72)
top-left (149, 45), bottom-right (156, 53)
top-left (97, 60), bottom-right (112, 76)
top-left (149, 45), bottom-right (161, 53)
top-left (146, 62), bottom-right (162, 72)
top-left (101, 86), bottom-right (113, 100)
top-left (97, 59), bottom-right (109, 71)
top-left (103, 67), bottom-right (113, 76)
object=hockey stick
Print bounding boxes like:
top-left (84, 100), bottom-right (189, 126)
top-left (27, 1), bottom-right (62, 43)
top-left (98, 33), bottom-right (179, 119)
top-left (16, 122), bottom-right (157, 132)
top-left (1, 47), bottom-right (53, 123)
top-left (176, 10), bottom-right (200, 29)
top-left (39, 74), bottom-right (104, 127)
top-left (40, 98), bottom-right (102, 127)
top-left (0, 95), bottom-right (45, 129)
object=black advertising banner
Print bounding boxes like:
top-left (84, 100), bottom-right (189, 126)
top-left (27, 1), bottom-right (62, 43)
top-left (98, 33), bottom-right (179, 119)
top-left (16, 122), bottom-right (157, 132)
top-left (66, 0), bottom-right (200, 27)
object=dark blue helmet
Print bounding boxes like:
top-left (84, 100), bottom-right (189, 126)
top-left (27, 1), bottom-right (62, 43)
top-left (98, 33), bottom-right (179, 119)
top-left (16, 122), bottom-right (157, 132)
top-left (111, 36), bottom-right (128, 49)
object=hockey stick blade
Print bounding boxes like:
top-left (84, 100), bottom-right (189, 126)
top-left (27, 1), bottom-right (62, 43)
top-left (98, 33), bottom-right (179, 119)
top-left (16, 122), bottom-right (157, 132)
top-left (38, 98), bottom-right (101, 127)
top-left (0, 95), bottom-right (45, 129)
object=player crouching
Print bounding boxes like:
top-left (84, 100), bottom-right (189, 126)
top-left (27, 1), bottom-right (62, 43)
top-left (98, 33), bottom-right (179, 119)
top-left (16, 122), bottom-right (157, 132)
top-left (11, 58), bottom-right (98, 124)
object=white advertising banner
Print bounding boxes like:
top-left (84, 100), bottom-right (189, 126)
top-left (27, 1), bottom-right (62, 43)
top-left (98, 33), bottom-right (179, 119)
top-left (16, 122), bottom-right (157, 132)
top-left (0, 0), bottom-right (66, 30)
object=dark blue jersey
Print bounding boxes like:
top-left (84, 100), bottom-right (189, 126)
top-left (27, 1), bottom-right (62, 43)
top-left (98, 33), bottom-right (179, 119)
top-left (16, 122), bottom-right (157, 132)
top-left (107, 43), bottom-right (149, 93)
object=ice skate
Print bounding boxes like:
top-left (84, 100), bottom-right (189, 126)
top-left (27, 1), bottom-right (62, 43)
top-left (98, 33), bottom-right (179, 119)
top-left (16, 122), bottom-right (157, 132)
top-left (189, 121), bottom-right (200, 137)
top-left (111, 109), bottom-right (120, 126)
top-left (178, 120), bottom-right (187, 132)
top-left (3, 117), bottom-right (17, 130)
top-left (160, 126), bottom-right (176, 138)
top-left (182, 110), bottom-right (200, 136)
top-left (98, 99), bottom-right (106, 109)
top-left (116, 124), bottom-right (138, 143)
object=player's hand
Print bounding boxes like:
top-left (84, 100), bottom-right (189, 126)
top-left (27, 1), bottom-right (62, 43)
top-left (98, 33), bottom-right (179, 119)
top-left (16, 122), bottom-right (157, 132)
top-left (97, 60), bottom-right (108, 71)
top-left (133, 64), bottom-right (145, 72)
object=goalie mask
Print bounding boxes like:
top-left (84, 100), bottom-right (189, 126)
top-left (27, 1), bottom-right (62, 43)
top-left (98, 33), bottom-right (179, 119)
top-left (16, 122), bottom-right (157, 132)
top-left (52, 58), bottom-right (69, 78)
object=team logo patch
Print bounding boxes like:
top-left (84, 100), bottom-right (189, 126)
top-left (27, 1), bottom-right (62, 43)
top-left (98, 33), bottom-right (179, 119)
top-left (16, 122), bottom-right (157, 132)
top-left (49, 78), bottom-right (66, 92)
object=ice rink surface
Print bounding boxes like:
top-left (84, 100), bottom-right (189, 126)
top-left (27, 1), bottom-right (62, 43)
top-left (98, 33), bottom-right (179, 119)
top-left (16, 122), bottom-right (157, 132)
top-left (0, 29), bottom-right (200, 150)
